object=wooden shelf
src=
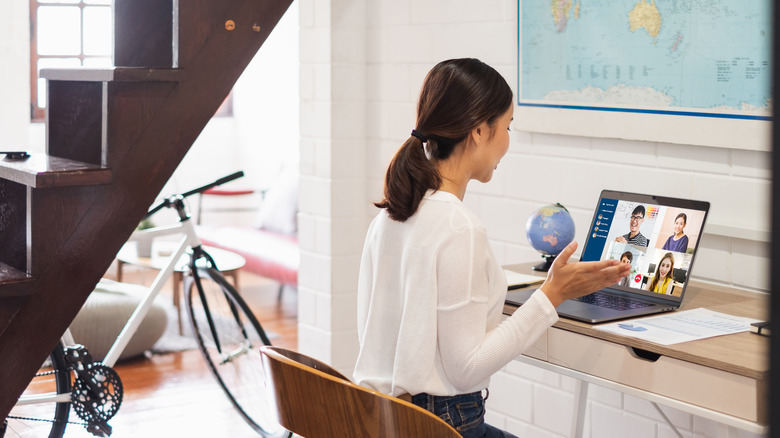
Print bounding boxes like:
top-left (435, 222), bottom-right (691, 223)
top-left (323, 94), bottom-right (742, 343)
top-left (0, 153), bottom-right (112, 188)
top-left (40, 67), bottom-right (183, 82)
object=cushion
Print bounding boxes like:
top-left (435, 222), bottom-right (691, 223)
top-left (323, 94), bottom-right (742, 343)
top-left (69, 279), bottom-right (168, 362)
top-left (255, 166), bottom-right (299, 235)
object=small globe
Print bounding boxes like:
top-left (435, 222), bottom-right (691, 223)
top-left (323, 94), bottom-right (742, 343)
top-left (525, 203), bottom-right (576, 271)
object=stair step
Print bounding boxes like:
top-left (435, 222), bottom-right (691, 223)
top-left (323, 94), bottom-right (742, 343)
top-left (0, 262), bottom-right (31, 282)
top-left (0, 153), bottom-right (112, 188)
top-left (40, 67), bottom-right (182, 82)
top-left (0, 262), bottom-right (33, 295)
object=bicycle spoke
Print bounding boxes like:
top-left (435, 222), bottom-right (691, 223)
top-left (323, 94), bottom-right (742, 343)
top-left (7, 342), bottom-right (71, 438)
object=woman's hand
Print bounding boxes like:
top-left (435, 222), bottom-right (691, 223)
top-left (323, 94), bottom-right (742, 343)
top-left (540, 241), bottom-right (632, 307)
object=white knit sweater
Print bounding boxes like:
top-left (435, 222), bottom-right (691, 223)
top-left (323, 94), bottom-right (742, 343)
top-left (354, 190), bottom-right (558, 397)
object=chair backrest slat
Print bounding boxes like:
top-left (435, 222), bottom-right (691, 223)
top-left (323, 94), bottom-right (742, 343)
top-left (260, 346), bottom-right (461, 438)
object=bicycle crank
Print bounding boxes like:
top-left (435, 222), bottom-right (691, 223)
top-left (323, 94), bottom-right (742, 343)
top-left (65, 346), bottom-right (123, 437)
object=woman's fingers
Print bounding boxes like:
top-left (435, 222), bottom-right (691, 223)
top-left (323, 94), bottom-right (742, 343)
top-left (542, 242), bottom-right (632, 307)
top-left (588, 261), bottom-right (632, 288)
top-left (552, 241), bottom-right (578, 267)
top-left (544, 259), bottom-right (631, 305)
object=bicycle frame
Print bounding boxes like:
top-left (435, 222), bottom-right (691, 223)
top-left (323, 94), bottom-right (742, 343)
top-left (102, 216), bottom-right (202, 367)
top-left (101, 171), bottom-right (246, 366)
top-left (11, 172), bottom-right (248, 437)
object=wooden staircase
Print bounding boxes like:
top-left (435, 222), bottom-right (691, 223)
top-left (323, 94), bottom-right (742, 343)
top-left (0, 0), bottom-right (293, 421)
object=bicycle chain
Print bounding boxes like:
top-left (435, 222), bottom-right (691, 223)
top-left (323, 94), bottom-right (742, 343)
top-left (4, 414), bottom-right (88, 427)
top-left (5, 364), bottom-right (88, 427)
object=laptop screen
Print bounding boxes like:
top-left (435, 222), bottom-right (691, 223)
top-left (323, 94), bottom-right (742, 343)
top-left (580, 190), bottom-right (710, 304)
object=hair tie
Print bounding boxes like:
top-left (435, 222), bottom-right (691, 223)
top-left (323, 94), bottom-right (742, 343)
top-left (410, 129), bottom-right (428, 142)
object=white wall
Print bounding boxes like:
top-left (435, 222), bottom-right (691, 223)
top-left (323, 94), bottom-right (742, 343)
top-left (297, 0), bottom-right (368, 369)
top-left (1, 1), bottom-right (31, 150)
top-left (297, 0), bottom-right (770, 437)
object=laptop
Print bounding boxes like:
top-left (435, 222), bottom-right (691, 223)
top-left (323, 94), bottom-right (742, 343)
top-left (506, 190), bottom-right (710, 324)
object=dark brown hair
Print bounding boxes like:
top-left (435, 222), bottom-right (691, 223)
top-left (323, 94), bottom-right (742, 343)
top-left (375, 58), bottom-right (513, 221)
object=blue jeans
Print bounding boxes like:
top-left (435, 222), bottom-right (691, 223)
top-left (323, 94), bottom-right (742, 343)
top-left (411, 391), bottom-right (519, 438)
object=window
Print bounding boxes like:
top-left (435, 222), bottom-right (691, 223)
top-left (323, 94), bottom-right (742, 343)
top-left (30, 0), bottom-right (113, 121)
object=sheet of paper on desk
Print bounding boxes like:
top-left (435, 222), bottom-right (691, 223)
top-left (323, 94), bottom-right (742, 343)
top-left (504, 270), bottom-right (544, 289)
top-left (594, 308), bottom-right (762, 345)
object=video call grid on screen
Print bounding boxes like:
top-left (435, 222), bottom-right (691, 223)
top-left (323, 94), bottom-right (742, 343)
top-left (580, 193), bottom-right (709, 301)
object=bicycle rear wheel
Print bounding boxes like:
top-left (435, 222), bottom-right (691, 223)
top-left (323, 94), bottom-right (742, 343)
top-left (5, 341), bottom-right (71, 438)
top-left (185, 266), bottom-right (290, 438)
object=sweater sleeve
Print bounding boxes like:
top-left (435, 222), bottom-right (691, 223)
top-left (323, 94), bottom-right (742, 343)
top-left (435, 226), bottom-right (558, 391)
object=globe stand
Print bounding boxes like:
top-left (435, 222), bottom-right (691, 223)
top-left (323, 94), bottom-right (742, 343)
top-left (532, 254), bottom-right (555, 272)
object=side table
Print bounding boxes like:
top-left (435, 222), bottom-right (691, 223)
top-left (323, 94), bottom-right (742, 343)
top-left (116, 240), bottom-right (247, 334)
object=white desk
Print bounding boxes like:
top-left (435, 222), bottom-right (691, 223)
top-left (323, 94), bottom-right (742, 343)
top-left (504, 263), bottom-right (768, 437)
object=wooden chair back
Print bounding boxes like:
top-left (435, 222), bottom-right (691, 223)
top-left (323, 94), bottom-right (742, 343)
top-left (260, 346), bottom-right (461, 438)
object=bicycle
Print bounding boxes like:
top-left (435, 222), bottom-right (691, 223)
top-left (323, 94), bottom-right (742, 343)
top-left (4, 172), bottom-right (291, 438)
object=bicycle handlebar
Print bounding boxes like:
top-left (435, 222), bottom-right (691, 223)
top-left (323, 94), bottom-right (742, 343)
top-left (181, 171), bottom-right (245, 199)
top-left (144, 171), bottom-right (245, 218)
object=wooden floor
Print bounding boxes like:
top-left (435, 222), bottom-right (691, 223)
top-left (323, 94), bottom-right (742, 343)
top-left (62, 266), bottom-right (298, 437)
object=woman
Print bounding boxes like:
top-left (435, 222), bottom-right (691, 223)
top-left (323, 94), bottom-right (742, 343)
top-left (354, 58), bottom-right (629, 438)
top-left (646, 252), bottom-right (675, 295)
top-left (618, 251), bottom-right (634, 287)
top-left (662, 212), bottom-right (689, 253)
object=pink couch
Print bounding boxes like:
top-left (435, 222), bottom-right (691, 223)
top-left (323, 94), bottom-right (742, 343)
top-left (198, 225), bottom-right (298, 297)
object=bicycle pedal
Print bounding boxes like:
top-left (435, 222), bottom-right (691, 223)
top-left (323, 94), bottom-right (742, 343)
top-left (86, 421), bottom-right (112, 437)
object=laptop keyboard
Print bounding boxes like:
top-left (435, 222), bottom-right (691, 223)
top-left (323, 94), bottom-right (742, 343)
top-left (574, 292), bottom-right (656, 311)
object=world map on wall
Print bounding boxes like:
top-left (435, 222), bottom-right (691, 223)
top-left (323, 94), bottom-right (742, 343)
top-left (519, 0), bottom-right (772, 119)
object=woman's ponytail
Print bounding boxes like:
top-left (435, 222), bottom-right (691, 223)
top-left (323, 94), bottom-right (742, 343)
top-left (375, 136), bottom-right (441, 222)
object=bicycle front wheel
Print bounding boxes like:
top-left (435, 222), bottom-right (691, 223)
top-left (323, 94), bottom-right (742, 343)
top-left (5, 341), bottom-right (71, 438)
top-left (184, 267), bottom-right (290, 438)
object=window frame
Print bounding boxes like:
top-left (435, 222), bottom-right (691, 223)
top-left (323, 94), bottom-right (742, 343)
top-left (29, 0), bottom-right (113, 122)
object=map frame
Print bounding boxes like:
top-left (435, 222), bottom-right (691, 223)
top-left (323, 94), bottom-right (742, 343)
top-left (515, 0), bottom-right (772, 151)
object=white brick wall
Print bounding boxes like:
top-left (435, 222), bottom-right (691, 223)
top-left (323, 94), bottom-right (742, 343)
top-left (298, 0), bottom-right (366, 371)
top-left (298, 0), bottom-right (768, 436)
